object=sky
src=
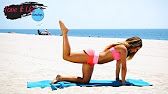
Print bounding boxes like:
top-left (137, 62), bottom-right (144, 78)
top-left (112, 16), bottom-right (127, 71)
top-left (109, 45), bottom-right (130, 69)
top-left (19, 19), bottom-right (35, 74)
top-left (0, 0), bottom-right (168, 29)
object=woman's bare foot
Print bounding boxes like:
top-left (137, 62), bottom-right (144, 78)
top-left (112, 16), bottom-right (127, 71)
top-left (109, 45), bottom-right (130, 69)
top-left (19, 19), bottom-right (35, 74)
top-left (51, 75), bottom-right (62, 84)
top-left (59, 20), bottom-right (69, 35)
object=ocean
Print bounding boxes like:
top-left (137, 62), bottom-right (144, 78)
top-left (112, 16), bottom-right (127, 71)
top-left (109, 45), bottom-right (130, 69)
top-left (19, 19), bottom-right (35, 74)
top-left (0, 29), bottom-right (168, 40)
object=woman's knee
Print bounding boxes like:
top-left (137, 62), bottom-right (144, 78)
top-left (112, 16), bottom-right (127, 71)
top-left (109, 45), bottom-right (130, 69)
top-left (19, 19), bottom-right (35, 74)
top-left (63, 54), bottom-right (71, 60)
top-left (82, 77), bottom-right (91, 83)
top-left (77, 77), bottom-right (90, 83)
top-left (82, 79), bottom-right (90, 84)
top-left (63, 55), bottom-right (68, 60)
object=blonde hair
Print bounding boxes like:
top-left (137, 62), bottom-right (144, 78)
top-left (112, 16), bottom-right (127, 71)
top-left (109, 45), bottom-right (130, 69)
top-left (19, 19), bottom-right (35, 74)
top-left (111, 36), bottom-right (142, 60)
top-left (125, 36), bottom-right (142, 60)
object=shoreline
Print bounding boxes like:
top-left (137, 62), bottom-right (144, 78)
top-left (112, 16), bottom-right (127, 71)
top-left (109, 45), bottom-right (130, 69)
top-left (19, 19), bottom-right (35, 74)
top-left (0, 28), bottom-right (168, 40)
top-left (1, 32), bottom-right (168, 41)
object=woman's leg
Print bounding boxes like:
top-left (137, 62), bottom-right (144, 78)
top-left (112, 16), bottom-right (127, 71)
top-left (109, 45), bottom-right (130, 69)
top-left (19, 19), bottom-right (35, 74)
top-left (51, 21), bottom-right (94, 84)
top-left (52, 63), bottom-right (94, 84)
top-left (59, 20), bottom-right (88, 63)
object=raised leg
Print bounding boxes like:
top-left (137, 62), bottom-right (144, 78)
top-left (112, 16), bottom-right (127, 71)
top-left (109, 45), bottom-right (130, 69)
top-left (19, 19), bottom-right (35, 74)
top-left (59, 20), bottom-right (88, 63)
top-left (59, 21), bottom-right (70, 59)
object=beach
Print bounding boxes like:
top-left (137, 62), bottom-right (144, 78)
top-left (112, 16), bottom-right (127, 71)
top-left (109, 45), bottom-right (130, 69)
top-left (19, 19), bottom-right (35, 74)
top-left (0, 33), bottom-right (168, 94)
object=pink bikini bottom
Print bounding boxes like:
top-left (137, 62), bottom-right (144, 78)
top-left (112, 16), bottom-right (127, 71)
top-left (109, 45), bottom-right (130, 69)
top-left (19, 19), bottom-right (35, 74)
top-left (84, 49), bottom-right (99, 66)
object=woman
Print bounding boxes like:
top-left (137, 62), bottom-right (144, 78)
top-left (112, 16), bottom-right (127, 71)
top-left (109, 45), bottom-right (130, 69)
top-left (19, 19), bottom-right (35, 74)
top-left (52, 21), bottom-right (142, 85)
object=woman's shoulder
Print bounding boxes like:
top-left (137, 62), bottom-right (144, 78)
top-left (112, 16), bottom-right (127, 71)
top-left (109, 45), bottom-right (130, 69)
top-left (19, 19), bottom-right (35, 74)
top-left (115, 45), bottom-right (127, 53)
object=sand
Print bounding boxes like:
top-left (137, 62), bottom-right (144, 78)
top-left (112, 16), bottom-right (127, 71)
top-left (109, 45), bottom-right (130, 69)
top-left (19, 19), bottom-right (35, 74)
top-left (0, 33), bottom-right (168, 94)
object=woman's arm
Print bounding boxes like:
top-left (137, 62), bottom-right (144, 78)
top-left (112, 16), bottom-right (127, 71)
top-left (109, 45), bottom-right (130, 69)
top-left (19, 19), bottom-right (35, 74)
top-left (115, 62), bottom-right (121, 80)
top-left (121, 49), bottom-right (127, 84)
top-left (121, 59), bottom-right (127, 84)
top-left (116, 47), bottom-right (127, 85)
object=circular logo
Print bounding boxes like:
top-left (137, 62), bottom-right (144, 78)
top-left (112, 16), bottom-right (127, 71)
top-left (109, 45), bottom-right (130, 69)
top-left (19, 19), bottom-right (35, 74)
top-left (32, 8), bottom-right (44, 21)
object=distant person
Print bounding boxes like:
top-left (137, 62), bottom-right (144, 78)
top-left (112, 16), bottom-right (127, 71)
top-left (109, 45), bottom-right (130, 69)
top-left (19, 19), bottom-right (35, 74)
top-left (37, 29), bottom-right (51, 35)
top-left (44, 29), bottom-right (51, 35)
top-left (52, 21), bottom-right (142, 85)
top-left (37, 29), bottom-right (42, 35)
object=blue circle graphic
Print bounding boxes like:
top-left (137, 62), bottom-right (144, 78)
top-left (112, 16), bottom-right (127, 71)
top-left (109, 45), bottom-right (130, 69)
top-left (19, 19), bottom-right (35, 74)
top-left (32, 8), bottom-right (44, 21)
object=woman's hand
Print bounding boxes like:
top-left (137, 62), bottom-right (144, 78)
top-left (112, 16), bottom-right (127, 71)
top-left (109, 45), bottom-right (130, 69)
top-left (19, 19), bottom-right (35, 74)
top-left (116, 78), bottom-right (128, 86)
top-left (116, 77), bottom-right (120, 81)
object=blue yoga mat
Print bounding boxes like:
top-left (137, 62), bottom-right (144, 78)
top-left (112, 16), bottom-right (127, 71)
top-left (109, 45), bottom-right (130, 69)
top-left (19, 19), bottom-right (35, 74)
top-left (27, 79), bottom-right (152, 90)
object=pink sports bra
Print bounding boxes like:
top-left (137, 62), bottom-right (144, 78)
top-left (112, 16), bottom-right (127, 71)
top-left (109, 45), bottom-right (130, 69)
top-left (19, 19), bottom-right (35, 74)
top-left (109, 47), bottom-right (121, 60)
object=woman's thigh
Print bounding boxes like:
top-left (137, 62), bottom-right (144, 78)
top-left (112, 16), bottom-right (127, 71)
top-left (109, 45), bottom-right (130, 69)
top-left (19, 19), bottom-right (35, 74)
top-left (64, 51), bottom-right (88, 64)
top-left (82, 63), bottom-right (94, 81)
